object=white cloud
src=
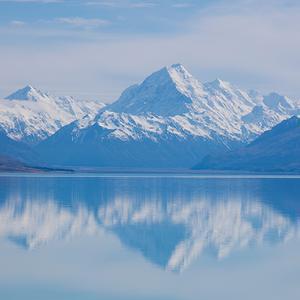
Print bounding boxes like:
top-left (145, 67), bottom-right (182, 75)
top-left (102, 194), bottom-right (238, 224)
top-left (172, 3), bottom-right (193, 8)
top-left (85, 1), bottom-right (157, 8)
top-left (0, 0), bottom-right (63, 3)
top-left (10, 20), bottom-right (27, 26)
top-left (0, 0), bottom-right (300, 101)
top-left (130, 2), bottom-right (156, 8)
top-left (56, 17), bottom-right (110, 29)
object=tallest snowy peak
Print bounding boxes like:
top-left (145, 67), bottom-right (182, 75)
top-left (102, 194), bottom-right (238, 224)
top-left (167, 63), bottom-right (191, 76)
top-left (149, 63), bottom-right (205, 99)
top-left (142, 63), bottom-right (195, 87)
top-left (166, 63), bottom-right (195, 84)
top-left (106, 64), bottom-right (205, 116)
top-left (5, 85), bottom-right (49, 102)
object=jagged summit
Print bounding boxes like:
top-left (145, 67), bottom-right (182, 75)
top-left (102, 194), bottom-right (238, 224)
top-left (206, 78), bottom-right (232, 90)
top-left (0, 86), bottom-right (105, 144)
top-left (169, 63), bottom-right (184, 69)
top-left (196, 115), bottom-right (300, 171)
top-left (143, 63), bottom-right (195, 88)
top-left (106, 63), bottom-right (204, 116)
top-left (106, 64), bottom-right (264, 121)
top-left (166, 63), bottom-right (193, 79)
top-left (5, 85), bottom-right (48, 102)
top-left (263, 92), bottom-right (295, 112)
top-left (2, 63), bottom-right (300, 169)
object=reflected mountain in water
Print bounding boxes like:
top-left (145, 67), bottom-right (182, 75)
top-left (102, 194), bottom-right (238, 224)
top-left (0, 176), bottom-right (299, 272)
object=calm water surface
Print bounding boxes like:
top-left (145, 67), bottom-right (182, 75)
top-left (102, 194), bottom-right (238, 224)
top-left (0, 174), bottom-right (299, 300)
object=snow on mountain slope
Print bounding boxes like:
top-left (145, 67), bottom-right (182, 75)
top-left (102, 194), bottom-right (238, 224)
top-left (36, 64), bottom-right (300, 168)
top-left (196, 116), bottom-right (300, 172)
top-left (91, 110), bottom-right (212, 141)
top-left (6, 85), bottom-right (48, 102)
top-left (242, 93), bottom-right (299, 136)
top-left (263, 92), bottom-right (296, 113)
top-left (0, 85), bottom-right (105, 145)
top-left (107, 64), bottom-right (206, 116)
top-left (107, 64), bottom-right (257, 141)
top-left (75, 65), bottom-right (300, 143)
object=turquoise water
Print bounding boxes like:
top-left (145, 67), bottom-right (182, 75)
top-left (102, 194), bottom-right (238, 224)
top-left (0, 174), bottom-right (299, 299)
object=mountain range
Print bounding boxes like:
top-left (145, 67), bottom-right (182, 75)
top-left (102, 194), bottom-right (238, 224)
top-left (196, 116), bottom-right (300, 172)
top-left (1, 64), bottom-right (299, 170)
top-left (0, 85), bottom-right (105, 145)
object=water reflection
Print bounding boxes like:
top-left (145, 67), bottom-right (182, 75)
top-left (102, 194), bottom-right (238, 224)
top-left (0, 176), bottom-right (299, 272)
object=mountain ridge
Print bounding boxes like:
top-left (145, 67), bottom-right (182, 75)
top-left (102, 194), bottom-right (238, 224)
top-left (5, 85), bottom-right (48, 102)
top-left (195, 116), bottom-right (300, 171)
top-left (1, 64), bottom-right (299, 168)
top-left (0, 86), bottom-right (105, 145)
top-left (35, 64), bottom-right (300, 168)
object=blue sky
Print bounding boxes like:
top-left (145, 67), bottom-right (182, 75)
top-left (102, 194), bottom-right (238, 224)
top-left (0, 0), bottom-right (300, 102)
top-left (0, 0), bottom-right (215, 32)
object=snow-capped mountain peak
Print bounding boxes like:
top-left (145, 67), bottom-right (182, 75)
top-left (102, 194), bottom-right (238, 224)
top-left (204, 78), bottom-right (249, 99)
top-left (2, 64), bottom-right (300, 168)
top-left (123, 66), bottom-right (254, 125)
top-left (166, 63), bottom-right (194, 81)
top-left (5, 85), bottom-right (49, 102)
top-left (106, 64), bottom-right (205, 116)
top-left (206, 78), bottom-right (232, 90)
top-left (166, 63), bottom-right (206, 99)
top-left (263, 92), bottom-right (295, 112)
top-left (39, 64), bottom-right (300, 168)
top-left (0, 86), bottom-right (105, 144)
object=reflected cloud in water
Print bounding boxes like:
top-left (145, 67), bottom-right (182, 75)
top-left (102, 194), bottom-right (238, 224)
top-left (0, 176), bottom-right (299, 272)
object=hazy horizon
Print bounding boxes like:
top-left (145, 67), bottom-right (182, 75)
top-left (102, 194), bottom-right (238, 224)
top-left (1, 0), bottom-right (300, 102)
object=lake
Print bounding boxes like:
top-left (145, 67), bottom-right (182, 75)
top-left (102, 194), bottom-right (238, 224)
top-left (0, 174), bottom-right (299, 300)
